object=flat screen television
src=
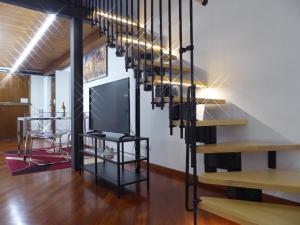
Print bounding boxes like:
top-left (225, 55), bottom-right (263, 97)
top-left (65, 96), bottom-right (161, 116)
top-left (89, 78), bottom-right (130, 135)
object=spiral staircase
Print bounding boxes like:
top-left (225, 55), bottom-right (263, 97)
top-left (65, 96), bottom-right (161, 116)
top-left (81, 0), bottom-right (300, 224)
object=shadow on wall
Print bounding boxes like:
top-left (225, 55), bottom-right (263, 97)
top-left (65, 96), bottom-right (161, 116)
top-left (194, 65), bottom-right (209, 84)
top-left (203, 102), bottom-right (300, 170)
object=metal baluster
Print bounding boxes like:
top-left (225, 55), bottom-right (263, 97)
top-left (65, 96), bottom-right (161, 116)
top-left (115, 0), bottom-right (118, 53)
top-left (99, 0), bottom-right (102, 35)
top-left (168, 0), bottom-right (173, 135)
top-left (135, 0), bottom-right (141, 174)
top-left (120, 0), bottom-right (123, 55)
top-left (185, 86), bottom-right (192, 212)
top-left (151, 0), bottom-right (155, 109)
top-left (189, 0), bottom-right (198, 224)
top-left (103, 0), bottom-right (106, 35)
top-left (125, 0), bottom-right (129, 71)
top-left (143, 0), bottom-right (147, 89)
top-left (92, 0), bottom-right (95, 27)
top-left (106, 0), bottom-right (110, 45)
top-left (137, 0), bottom-right (140, 70)
top-left (111, 0), bottom-right (114, 45)
top-left (131, 0), bottom-right (134, 68)
top-left (159, 0), bottom-right (163, 110)
top-left (102, 0), bottom-right (105, 35)
top-left (88, 0), bottom-right (91, 18)
top-left (179, 0), bottom-right (184, 139)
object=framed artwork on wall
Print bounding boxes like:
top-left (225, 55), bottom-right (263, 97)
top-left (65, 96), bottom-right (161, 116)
top-left (83, 45), bottom-right (108, 82)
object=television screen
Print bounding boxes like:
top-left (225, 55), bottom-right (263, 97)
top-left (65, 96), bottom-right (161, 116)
top-left (89, 78), bottom-right (130, 134)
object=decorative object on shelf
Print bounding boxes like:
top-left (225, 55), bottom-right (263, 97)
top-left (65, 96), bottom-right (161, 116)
top-left (61, 101), bottom-right (66, 117)
top-left (83, 45), bottom-right (108, 82)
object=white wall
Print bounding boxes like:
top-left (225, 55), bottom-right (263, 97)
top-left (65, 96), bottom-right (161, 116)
top-left (30, 75), bottom-right (52, 130)
top-left (55, 70), bottom-right (71, 133)
top-left (193, 0), bottom-right (300, 202)
top-left (43, 76), bottom-right (52, 113)
top-left (30, 75), bottom-right (50, 115)
top-left (55, 70), bottom-right (71, 114)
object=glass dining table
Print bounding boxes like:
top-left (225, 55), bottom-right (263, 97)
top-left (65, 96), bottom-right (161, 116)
top-left (17, 115), bottom-right (72, 154)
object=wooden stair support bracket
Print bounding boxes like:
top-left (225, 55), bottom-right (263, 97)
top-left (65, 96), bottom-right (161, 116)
top-left (173, 119), bottom-right (247, 127)
top-left (199, 170), bottom-right (300, 193)
top-left (154, 97), bottom-right (225, 105)
top-left (197, 142), bottom-right (300, 153)
top-left (199, 197), bottom-right (300, 225)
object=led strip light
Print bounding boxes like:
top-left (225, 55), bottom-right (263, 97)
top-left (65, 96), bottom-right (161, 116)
top-left (9, 14), bottom-right (56, 75)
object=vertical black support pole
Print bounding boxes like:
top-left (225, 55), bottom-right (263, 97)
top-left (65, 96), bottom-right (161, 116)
top-left (92, 0), bottom-right (95, 27)
top-left (103, 0), bottom-right (106, 34)
top-left (188, 0), bottom-right (197, 223)
top-left (131, 0), bottom-right (134, 68)
top-left (135, 71), bottom-right (141, 174)
top-left (185, 87), bottom-right (191, 211)
top-left (110, 0), bottom-right (114, 44)
top-left (135, 0), bottom-right (141, 174)
top-left (102, 0), bottom-right (105, 34)
top-left (106, 0), bottom-right (110, 45)
top-left (120, 0), bottom-right (123, 53)
top-left (125, 0), bottom-right (129, 71)
top-left (143, 0), bottom-right (147, 89)
top-left (115, 0), bottom-right (118, 53)
top-left (168, 0), bottom-right (173, 135)
top-left (117, 142), bottom-right (121, 197)
top-left (268, 151), bottom-right (276, 169)
top-left (150, 0), bottom-right (155, 110)
top-left (159, 0), bottom-right (164, 110)
top-left (94, 138), bottom-right (98, 184)
top-left (146, 138), bottom-right (150, 192)
top-left (179, 0), bottom-right (184, 139)
top-left (98, 0), bottom-right (101, 35)
top-left (70, 17), bottom-right (83, 171)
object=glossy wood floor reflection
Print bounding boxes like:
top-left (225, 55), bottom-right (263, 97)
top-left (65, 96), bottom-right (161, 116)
top-left (0, 139), bottom-right (235, 225)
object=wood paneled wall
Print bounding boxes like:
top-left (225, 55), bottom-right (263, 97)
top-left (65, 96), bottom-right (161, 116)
top-left (0, 73), bottom-right (30, 140)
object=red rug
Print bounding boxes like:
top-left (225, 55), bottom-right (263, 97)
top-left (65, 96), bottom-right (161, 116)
top-left (4, 148), bottom-right (71, 176)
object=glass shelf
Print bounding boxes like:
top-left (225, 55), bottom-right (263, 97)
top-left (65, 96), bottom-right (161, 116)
top-left (81, 147), bottom-right (147, 164)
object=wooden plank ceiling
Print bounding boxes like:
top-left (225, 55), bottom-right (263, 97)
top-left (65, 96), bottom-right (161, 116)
top-left (0, 2), bottom-right (104, 74)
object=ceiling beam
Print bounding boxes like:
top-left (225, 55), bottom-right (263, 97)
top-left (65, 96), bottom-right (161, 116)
top-left (0, 0), bottom-right (88, 19)
top-left (43, 31), bottom-right (106, 75)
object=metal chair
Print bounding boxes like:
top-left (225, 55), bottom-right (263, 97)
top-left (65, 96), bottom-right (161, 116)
top-left (24, 130), bottom-right (70, 166)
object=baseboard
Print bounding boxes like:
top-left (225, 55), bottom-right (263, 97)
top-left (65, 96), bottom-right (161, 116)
top-left (142, 162), bottom-right (300, 206)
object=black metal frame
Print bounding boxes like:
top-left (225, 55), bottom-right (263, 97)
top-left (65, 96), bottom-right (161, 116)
top-left (79, 133), bottom-right (149, 197)
top-left (70, 16), bottom-right (84, 171)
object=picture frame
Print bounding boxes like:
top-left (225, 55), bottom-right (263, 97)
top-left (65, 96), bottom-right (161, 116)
top-left (83, 45), bottom-right (108, 83)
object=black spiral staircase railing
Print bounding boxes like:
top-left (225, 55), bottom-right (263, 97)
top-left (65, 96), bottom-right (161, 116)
top-left (64, 0), bottom-right (208, 224)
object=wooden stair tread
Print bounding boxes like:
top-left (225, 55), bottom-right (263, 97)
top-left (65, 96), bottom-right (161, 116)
top-left (154, 97), bottom-right (225, 104)
top-left (140, 60), bottom-right (191, 73)
top-left (197, 142), bottom-right (300, 153)
top-left (199, 170), bottom-right (300, 193)
top-left (143, 77), bottom-right (207, 88)
top-left (173, 119), bottom-right (247, 127)
top-left (199, 197), bottom-right (300, 225)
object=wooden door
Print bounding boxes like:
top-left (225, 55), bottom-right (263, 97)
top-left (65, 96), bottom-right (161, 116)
top-left (0, 73), bottom-right (30, 140)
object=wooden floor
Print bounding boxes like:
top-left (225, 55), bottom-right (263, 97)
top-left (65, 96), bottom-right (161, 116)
top-left (0, 139), bottom-right (236, 225)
